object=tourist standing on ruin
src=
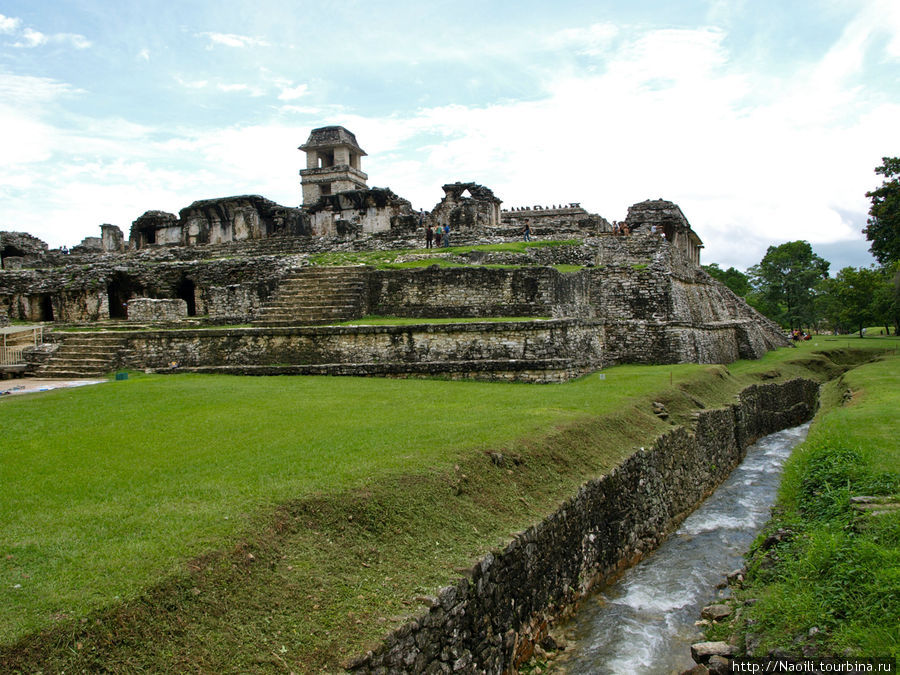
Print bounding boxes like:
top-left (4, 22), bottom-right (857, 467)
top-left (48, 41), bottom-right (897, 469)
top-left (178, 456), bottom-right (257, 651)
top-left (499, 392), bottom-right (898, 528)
top-left (523, 223), bottom-right (531, 241)
top-left (435, 227), bottom-right (442, 248)
top-left (426, 225), bottom-right (433, 249)
top-left (443, 224), bottom-right (450, 247)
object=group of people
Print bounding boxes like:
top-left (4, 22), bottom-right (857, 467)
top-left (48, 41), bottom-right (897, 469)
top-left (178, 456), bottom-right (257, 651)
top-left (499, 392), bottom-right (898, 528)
top-left (790, 329), bottom-right (812, 341)
top-left (612, 222), bottom-right (632, 236)
top-left (424, 224), bottom-right (451, 249)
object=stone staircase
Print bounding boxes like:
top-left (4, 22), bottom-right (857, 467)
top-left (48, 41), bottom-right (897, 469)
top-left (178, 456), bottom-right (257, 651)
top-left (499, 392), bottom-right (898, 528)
top-left (253, 266), bottom-right (368, 326)
top-left (36, 333), bottom-right (129, 378)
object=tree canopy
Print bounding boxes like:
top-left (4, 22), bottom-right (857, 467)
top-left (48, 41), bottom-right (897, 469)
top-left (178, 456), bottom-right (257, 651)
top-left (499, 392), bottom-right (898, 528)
top-left (863, 157), bottom-right (900, 265)
top-left (748, 241), bottom-right (829, 329)
top-left (702, 263), bottom-right (751, 296)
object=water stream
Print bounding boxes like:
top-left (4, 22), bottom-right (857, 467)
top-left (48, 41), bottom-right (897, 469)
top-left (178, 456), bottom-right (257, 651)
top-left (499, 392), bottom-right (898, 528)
top-left (558, 423), bottom-right (811, 675)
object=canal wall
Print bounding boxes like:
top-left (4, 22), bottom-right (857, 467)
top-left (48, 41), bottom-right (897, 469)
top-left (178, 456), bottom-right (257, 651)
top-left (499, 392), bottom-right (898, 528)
top-left (346, 378), bottom-right (820, 674)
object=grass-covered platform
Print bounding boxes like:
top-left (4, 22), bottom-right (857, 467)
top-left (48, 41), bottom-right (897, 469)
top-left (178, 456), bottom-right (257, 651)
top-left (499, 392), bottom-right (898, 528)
top-left (1, 336), bottom-right (897, 671)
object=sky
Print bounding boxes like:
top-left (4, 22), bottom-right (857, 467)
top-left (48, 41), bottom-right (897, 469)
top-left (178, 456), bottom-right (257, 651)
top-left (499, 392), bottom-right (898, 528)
top-left (1, 0), bottom-right (898, 272)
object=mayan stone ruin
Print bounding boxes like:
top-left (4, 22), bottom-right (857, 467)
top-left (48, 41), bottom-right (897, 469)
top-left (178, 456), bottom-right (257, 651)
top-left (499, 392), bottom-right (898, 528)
top-left (0, 125), bottom-right (788, 381)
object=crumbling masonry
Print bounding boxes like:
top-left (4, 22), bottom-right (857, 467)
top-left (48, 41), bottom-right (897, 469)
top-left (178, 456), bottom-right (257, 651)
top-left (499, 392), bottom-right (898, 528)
top-left (0, 125), bottom-right (787, 381)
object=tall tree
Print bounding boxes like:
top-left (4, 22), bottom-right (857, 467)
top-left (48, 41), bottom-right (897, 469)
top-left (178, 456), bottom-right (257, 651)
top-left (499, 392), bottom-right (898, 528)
top-left (816, 276), bottom-right (845, 334)
top-left (748, 241), bottom-right (830, 329)
top-left (831, 266), bottom-right (880, 337)
top-left (863, 157), bottom-right (900, 265)
top-left (872, 262), bottom-right (900, 336)
top-left (703, 263), bottom-right (752, 296)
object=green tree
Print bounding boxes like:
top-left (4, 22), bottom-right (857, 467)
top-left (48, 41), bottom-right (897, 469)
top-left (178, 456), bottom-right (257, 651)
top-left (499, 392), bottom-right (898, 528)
top-left (748, 241), bottom-right (830, 330)
top-left (816, 276), bottom-right (845, 334)
top-left (702, 263), bottom-right (752, 296)
top-left (872, 262), bottom-right (900, 335)
top-left (863, 157), bottom-right (900, 265)
top-left (831, 266), bottom-right (880, 337)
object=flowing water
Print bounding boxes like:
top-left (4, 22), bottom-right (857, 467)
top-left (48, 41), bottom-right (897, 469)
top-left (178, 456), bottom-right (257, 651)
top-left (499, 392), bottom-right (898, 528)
top-left (558, 423), bottom-right (811, 675)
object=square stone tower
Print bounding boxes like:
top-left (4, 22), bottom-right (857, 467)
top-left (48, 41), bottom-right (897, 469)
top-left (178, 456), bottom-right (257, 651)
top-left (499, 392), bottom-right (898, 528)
top-left (299, 126), bottom-right (368, 205)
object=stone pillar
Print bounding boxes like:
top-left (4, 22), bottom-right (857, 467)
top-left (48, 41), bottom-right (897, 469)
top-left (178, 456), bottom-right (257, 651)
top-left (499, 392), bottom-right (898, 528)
top-left (101, 224), bottom-right (126, 253)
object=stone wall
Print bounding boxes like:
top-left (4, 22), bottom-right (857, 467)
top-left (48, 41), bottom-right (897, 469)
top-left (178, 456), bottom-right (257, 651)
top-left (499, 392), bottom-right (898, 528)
top-left (367, 267), bottom-right (593, 319)
top-left (0, 231), bottom-right (48, 270)
top-left (346, 378), bottom-right (820, 674)
top-left (129, 196), bottom-right (310, 249)
top-left (0, 232), bottom-right (787, 366)
top-left (0, 256), bottom-right (298, 322)
top-left (307, 188), bottom-right (417, 236)
top-left (126, 298), bottom-right (187, 322)
top-left (102, 319), bottom-right (603, 383)
top-left (428, 183), bottom-right (502, 232)
top-left (587, 236), bottom-right (787, 364)
top-left (500, 205), bottom-right (611, 236)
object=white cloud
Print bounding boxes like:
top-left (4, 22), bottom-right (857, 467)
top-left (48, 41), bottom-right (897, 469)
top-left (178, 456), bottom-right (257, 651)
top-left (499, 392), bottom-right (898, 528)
top-left (217, 82), bottom-right (264, 96)
top-left (544, 22), bottom-right (619, 56)
top-left (138, 48), bottom-right (150, 61)
top-left (218, 83), bottom-right (248, 92)
top-left (277, 83), bottom-right (308, 100)
top-left (200, 32), bottom-right (269, 48)
top-left (0, 13), bottom-right (21, 33)
top-left (62, 33), bottom-right (91, 49)
top-left (278, 104), bottom-right (321, 115)
top-left (2, 16), bottom-right (90, 49)
top-left (15, 27), bottom-right (46, 47)
top-left (175, 76), bottom-right (209, 89)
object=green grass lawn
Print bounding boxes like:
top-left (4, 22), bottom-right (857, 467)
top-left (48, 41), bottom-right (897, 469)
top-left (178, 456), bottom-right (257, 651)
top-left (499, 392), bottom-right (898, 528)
top-left (1, 336), bottom-right (897, 670)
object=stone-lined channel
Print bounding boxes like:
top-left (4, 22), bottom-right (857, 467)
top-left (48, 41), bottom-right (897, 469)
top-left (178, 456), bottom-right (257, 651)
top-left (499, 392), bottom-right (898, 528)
top-left (558, 423), bottom-right (811, 674)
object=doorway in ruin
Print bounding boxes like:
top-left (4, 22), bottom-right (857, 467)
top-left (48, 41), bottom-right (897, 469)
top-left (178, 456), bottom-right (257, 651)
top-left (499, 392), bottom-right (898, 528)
top-left (107, 272), bottom-right (140, 319)
top-left (176, 278), bottom-right (197, 316)
top-left (38, 294), bottom-right (54, 321)
top-left (1, 245), bottom-right (25, 269)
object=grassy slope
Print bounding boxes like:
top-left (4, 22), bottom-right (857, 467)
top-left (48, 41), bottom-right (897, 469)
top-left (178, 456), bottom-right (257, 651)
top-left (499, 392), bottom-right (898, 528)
top-left (307, 240), bottom-right (580, 268)
top-left (1, 337), bottom-right (897, 671)
top-left (716, 345), bottom-right (900, 658)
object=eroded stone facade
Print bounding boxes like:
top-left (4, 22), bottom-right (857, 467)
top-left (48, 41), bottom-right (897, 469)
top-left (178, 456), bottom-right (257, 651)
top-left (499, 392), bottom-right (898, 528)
top-left (0, 124), bottom-right (789, 378)
top-left (428, 182), bottom-right (502, 233)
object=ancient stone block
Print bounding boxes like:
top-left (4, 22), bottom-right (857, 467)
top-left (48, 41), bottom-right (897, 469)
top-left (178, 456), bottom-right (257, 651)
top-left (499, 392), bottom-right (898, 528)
top-left (127, 298), bottom-right (188, 322)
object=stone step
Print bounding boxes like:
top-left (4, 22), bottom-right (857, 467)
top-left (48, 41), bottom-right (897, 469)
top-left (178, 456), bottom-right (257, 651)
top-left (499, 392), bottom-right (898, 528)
top-left (275, 282), bottom-right (365, 291)
top-left (154, 358), bottom-right (580, 380)
top-left (53, 347), bottom-right (123, 356)
top-left (253, 266), bottom-right (369, 326)
top-left (254, 312), bottom-right (360, 325)
top-left (274, 290), bottom-right (363, 299)
top-left (258, 303), bottom-right (360, 312)
top-left (44, 359), bottom-right (116, 368)
top-left (56, 338), bottom-right (127, 346)
top-left (38, 371), bottom-right (109, 378)
top-left (38, 333), bottom-right (126, 377)
top-left (279, 279), bottom-right (366, 287)
top-left (258, 310), bottom-right (359, 322)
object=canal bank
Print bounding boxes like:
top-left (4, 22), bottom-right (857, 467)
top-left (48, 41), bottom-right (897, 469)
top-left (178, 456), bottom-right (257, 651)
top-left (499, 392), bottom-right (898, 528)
top-left (697, 354), bottom-right (900, 665)
top-left (557, 423), bottom-right (812, 674)
top-left (347, 378), bottom-right (820, 673)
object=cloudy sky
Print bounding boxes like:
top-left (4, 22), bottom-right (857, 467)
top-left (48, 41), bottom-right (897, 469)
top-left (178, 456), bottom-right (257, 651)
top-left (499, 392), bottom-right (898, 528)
top-left (1, 0), bottom-right (898, 271)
